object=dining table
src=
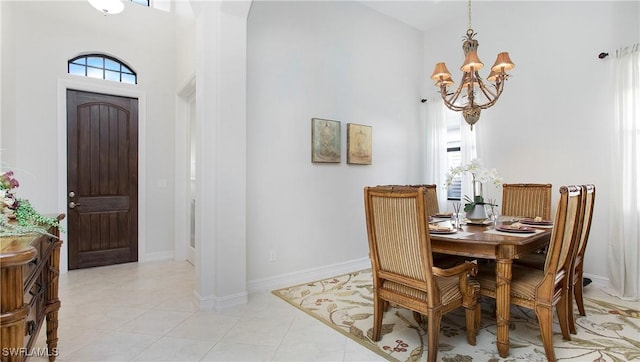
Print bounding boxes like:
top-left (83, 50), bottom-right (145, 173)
top-left (428, 217), bottom-right (553, 358)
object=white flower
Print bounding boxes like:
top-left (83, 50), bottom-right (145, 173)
top-left (444, 158), bottom-right (503, 189)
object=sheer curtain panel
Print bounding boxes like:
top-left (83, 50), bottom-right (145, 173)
top-left (460, 115), bottom-right (478, 203)
top-left (425, 100), bottom-right (448, 211)
top-left (608, 43), bottom-right (640, 301)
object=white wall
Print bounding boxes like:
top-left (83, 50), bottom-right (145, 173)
top-left (0, 1), bottom-right (177, 260)
top-left (246, 1), bottom-right (425, 282)
top-left (1, 1), bottom-right (17, 165)
top-left (424, 1), bottom-right (639, 282)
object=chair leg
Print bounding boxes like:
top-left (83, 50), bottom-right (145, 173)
top-left (568, 282), bottom-right (577, 334)
top-left (535, 304), bottom-right (557, 362)
top-left (557, 293), bottom-right (571, 340)
top-left (372, 296), bottom-right (384, 341)
top-left (464, 304), bottom-right (479, 345)
top-left (575, 273), bottom-right (586, 316)
top-left (427, 312), bottom-right (442, 362)
top-left (475, 302), bottom-right (482, 333)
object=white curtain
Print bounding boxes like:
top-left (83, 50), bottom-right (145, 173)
top-left (460, 118), bottom-right (478, 203)
top-left (425, 100), bottom-right (448, 211)
top-left (608, 43), bottom-right (640, 301)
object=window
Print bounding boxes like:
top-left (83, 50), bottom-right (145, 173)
top-left (446, 112), bottom-right (462, 200)
top-left (131, 0), bottom-right (149, 6)
top-left (68, 54), bottom-right (137, 84)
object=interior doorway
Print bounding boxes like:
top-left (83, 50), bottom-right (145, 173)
top-left (187, 92), bottom-right (196, 265)
top-left (175, 77), bottom-right (197, 266)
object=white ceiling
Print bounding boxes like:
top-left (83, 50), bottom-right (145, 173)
top-left (359, 0), bottom-right (469, 32)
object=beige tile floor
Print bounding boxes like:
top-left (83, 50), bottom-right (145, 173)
top-left (31, 260), bottom-right (637, 362)
top-left (31, 260), bottom-right (383, 362)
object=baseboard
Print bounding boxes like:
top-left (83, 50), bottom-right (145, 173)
top-left (247, 257), bottom-right (371, 294)
top-left (193, 290), bottom-right (215, 310)
top-left (583, 272), bottom-right (609, 289)
top-left (141, 250), bottom-right (174, 263)
top-left (193, 290), bottom-right (248, 311)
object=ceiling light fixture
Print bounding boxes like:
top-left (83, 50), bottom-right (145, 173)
top-left (88, 0), bottom-right (125, 15)
top-left (430, 0), bottom-right (515, 130)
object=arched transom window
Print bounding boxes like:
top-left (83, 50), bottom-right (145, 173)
top-left (68, 54), bottom-right (137, 84)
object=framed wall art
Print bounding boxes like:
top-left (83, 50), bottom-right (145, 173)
top-left (311, 118), bottom-right (341, 163)
top-left (347, 123), bottom-right (372, 165)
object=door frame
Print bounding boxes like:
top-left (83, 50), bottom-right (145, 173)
top-left (174, 76), bottom-right (196, 264)
top-left (57, 77), bottom-right (147, 274)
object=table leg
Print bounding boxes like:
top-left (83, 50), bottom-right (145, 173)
top-left (495, 257), bottom-right (513, 358)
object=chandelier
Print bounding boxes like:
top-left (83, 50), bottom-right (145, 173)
top-left (430, 0), bottom-right (515, 130)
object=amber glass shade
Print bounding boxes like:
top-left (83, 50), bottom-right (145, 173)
top-left (462, 73), bottom-right (478, 87)
top-left (431, 62), bottom-right (452, 81)
top-left (435, 76), bottom-right (455, 87)
top-left (491, 52), bottom-right (515, 72)
top-left (460, 51), bottom-right (484, 72)
top-left (487, 70), bottom-right (500, 82)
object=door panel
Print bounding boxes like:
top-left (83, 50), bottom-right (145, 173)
top-left (67, 89), bottom-right (138, 270)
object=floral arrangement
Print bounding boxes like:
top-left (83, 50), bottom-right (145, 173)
top-left (445, 158), bottom-right (503, 189)
top-left (1, 170), bottom-right (61, 237)
top-left (444, 158), bottom-right (503, 212)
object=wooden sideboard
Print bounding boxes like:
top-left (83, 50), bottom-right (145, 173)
top-left (1, 215), bottom-right (64, 362)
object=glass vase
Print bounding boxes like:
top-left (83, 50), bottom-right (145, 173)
top-left (473, 180), bottom-right (483, 199)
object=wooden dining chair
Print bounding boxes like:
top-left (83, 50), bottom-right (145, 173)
top-left (501, 183), bottom-right (553, 219)
top-left (399, 184), bottom-right (440, 216)
top-left (567, 184), bottom-right (595, 333)
top-left (364, 185), bottom-right (480, 362)
top-left (477, 185), bottom-right (585, 362)
top-left (423, 184), bottom-right (440, 217)
top-left (515, 184), bottom-right (596, 334)
top-left (405, 183), bottom-right (473, 268)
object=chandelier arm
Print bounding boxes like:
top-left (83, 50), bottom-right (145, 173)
top-left (466, 80), bottom-right (477, 107)
top-left (476, 80), bottom-right (498, 103)
top-left (477, 84), bottom-right (504, 109)
top-left (443, 102), bottom-right (465, 112)
top-left (443, 97), bottom-right (466, 112)
top-left (441, 84), bottom-right (465, 111)
top-left (446, 71), bottom-right (470, 107)
top-left (478, 78), bottom-right (506, 110)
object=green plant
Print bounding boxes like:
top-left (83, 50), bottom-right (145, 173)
top-left (15, 199), bottom-right (60, 228)
top-left (1, 170), bottom-right (62, 237)
top-left (463, 195), bottom-right (496, 213)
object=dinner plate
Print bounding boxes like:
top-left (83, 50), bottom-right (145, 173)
top-left (466, 219), bottom-right (492, 226)
top-left (433, 213), bottom-right (452, 218)
top-left (520, 218), bottom-right (553, 226)
top-left (429, 228), bottom-right (457, 234)
top-left (495, 225), bottom-right (536, 233)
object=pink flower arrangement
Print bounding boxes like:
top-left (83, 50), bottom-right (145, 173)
top-left (1, 170), bottom-right (20, 213)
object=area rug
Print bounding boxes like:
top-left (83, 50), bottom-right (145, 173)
top-left (272, 269), bottom-right (640, 362)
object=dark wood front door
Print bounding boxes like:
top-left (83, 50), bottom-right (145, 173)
top-left (67, 89), bottom-right (138, 270)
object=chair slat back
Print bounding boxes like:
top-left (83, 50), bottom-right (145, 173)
top-left (575, 184), bottom-right (596, 264)
top-left (502, 183), bottom-right (552, 219)
top-left (543, 185), bottom-right (584, 275)
top-left (399, 184), bottom-right (440, 216)
top-left (364, 186), bottom-right (434, 286)
top-left (376, 184), bottom-right (440, 216)
top-left (423, 185), bottom-right (440, 216)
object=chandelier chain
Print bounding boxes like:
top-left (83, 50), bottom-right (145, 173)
top-left (468, 0), bottom-right (472, 29)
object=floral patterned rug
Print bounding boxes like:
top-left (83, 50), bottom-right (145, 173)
top-left (272, 269), bottom-right (640, 362)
